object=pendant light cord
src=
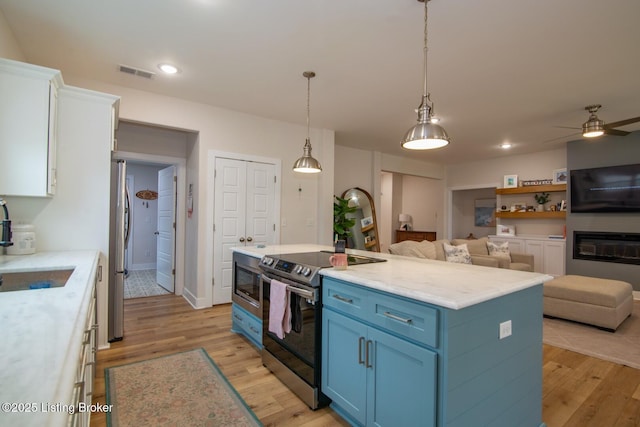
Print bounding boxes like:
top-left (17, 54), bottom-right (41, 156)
top-left (423, 0), bottom-right (429, 98)
top-left (307, 75), bottom-right (311, 140)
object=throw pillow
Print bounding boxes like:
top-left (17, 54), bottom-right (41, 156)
top-left (487, 241), bottom-right (510, 259)
top-left (443, 242), bottom-right (472, 264)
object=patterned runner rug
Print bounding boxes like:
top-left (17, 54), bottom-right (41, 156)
top-left (543, 300), bottom-right (640, 369)
top-left (106, 348), bottom-right (262, 426)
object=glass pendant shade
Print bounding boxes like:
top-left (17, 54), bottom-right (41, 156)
top-left (293, 139), bottom-right (322, 173)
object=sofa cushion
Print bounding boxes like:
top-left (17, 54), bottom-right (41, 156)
top-left (432, 239), bottom-right (451, 261)
top-left (451, 237), bottom-right (490, 256)
top-left (487, 240), bottom-right (510, 260)
top-left (443, 243), bottom-right (472, 264)
top-left (389, 240), bottom-right (436, 259)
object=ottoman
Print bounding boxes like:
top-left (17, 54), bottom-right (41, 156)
top-left (543, 275), bottom-right (633, 331)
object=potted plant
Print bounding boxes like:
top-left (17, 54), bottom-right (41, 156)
top-left (333, 195), bottom-right (357, 243)
top-left (534, 192), bottom-right (551, 212)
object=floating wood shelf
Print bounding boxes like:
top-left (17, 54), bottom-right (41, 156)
top-left (495, 211), bottom-right (566, 219)
top-left (496, 184), bottom-right (566, 195)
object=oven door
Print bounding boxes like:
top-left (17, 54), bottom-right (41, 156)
top-left (262, 273), bottom-right (320, 387)
top-left (232, 253), bottom-right (262, 318)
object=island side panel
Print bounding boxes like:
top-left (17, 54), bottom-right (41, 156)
top-left (440, 285), bottom-right (543, 427)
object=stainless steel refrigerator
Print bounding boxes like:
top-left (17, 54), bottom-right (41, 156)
top-left (108, 159), bottom-right (130, 342)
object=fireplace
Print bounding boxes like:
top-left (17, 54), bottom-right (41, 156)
top-left (574, 231), bottom-right (640, 265)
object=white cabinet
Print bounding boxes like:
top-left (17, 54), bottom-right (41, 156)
top-left (489, 235), bottom-right (566, 276)
top-left (0, 58), bottom-right (63, 197)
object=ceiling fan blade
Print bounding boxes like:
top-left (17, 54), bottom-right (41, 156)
top-left (543, 132), bottom-right (580, 144)
top-left (605, 116), bottom-right (640, 129)
top-left (603, 128), bottom-right (630, 136)
top-left (553, 125), bottom-right (581, 130)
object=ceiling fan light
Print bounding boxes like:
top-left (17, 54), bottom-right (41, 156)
top-left (582, 118), bottom-right (604, 138)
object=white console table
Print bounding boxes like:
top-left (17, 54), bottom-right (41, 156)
top-left (489, 235), bottom-right (566, 277)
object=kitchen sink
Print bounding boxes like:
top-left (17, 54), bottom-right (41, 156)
top-left (0, 269), bottom-right (75, 292)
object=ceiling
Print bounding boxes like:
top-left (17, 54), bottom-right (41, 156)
top-left (1, 0), bottom-right (639, 165)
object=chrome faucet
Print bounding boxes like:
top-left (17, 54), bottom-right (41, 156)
top-left (0, 198), bottom-right (13, 248)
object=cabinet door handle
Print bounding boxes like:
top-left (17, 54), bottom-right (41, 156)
top-left (358, 336), bottom-right (365, 365)
top-left (246, 236), bottom-right (253, 242)
top-left (332, 294), bottom-right (353, 304)
top-left (383, 311), bottom-right (413, 324)
top-left (239, 237), bottom-right (245, 242)
top-left (365, 340), bottom-right (373, 368)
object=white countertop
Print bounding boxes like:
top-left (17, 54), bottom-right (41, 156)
top-left (233, 244), bottom-right (552, 310)
top-left (0, 251), bottom-right (99, 427)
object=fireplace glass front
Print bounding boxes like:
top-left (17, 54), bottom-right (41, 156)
top-left (574, 231), bottom-right (640, 265)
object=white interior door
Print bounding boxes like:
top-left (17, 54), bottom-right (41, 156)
top-left (212, 158), bottom-right (276, 305)
top-left (246, 162), bottom-right (276, 247)
top-left (156, 165), bottom-right (176, 292)
top-left (213, 158), bottom-right (246, 304)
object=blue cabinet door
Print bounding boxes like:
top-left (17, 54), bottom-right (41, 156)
top-left (367, 327), bottom-right (437, 427)
top-left (322, 309), bottom-right (368, 425)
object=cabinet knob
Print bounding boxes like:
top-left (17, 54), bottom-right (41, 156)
top-left (239, 237), bottom-right (245, 242)
top-left (246, 236), bottom-right (253, 242)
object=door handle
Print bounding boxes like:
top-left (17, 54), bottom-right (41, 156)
top-left (365, 339), bottom-right (373, 368)
top-left (154, 231), bottom-right (159, 235)
top-left (358, 337), bottom-right (365, 365)
top-left (246, 236), bottom-right (253, 242)
top-left (239, 237), bottom-right (245, 242)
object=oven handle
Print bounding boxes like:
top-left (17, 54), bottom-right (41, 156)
top-left (261, 274), bottom-right (316, 300)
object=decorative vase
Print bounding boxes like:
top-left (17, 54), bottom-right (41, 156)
top-left (536, 204), bottom-right (544, 212)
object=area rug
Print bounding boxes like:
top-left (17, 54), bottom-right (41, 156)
top-left (105, 348), bottom-right (262, 427)
top-left (543, 300), bottom-right (640, 369)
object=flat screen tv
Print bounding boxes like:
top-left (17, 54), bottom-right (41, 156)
top-left (570, 163), bottom-right (640, 212)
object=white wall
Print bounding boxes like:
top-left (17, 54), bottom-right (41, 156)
top-left (401, 175), bottom-right (444, 236)
top-left (65, 75), bottom-right (335, 307)
top-left (0, 10), bottom-right (25, 62)
top-left (117, 121), bottom-right (189, 159)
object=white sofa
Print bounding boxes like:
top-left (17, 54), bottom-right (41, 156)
top-left (389, 237), bottom-right (534, 271)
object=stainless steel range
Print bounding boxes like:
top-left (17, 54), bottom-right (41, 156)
top-left (259, 251), bottom-right (385, 409)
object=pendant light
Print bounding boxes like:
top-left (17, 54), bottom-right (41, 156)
top-left (293, 71), bottom-right (322, 173)
top-left (401, 0), bottom-right (450, 150)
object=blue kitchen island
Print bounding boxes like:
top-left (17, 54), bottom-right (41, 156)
top-left (233, 244), bottom-right (551, 427)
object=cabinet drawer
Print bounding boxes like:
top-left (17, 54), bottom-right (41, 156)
top-left (323, 278), bottom-right (367, 321)
top-left (369, 292), bottom-right (438, 348)
top-left (323, 278), bottom-right (439, 348)
top-left (232, 303), bottom-right (262, 348)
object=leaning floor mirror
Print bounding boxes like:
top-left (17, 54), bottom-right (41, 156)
top-left (340, 187), bottom-right (380, 252)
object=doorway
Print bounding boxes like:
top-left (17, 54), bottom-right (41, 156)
top-left (121, 161), bottom-right (176, 298)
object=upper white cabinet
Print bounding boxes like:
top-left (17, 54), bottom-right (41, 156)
top-left (0, 59), bottom-right (63, 197)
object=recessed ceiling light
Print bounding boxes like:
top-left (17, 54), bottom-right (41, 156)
top-left (500, 142), bottom-right (512, 149)
top-left (158, 63), bottom-right (179, 74)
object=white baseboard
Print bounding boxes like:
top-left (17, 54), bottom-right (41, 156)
top-left (182, 287), bottom-right (208, 309)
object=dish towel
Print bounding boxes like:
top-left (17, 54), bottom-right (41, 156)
top-left (268, 279), bottom-right (291, 339)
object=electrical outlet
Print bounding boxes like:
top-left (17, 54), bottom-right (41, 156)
top-left (499, 320), bottom-right (512, 339)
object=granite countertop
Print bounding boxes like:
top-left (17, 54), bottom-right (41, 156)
top-left (0, 251), bottom-right (99, 427)
top-left (232, 244), bottom-right (552, 310)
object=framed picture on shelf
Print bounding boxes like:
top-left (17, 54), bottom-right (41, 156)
top-left (496, 224), bottom-right (516, 236)
top-left (361, 216), bottom-right (373, 227)
top-left (503, 174), bottom-right (518, 188)
top-left (553, 168), bottom-right (567, 184)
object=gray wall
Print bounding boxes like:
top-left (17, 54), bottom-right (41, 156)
top-left (566, 131), bottom-right (640, 290)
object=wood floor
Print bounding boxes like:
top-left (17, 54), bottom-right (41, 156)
top-left (92, 294), bottom-right (640, 427)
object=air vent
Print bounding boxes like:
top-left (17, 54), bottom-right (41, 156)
top-left (118, 64), bottom-right (155, 79)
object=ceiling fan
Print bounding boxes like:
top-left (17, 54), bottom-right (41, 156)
top-left (546, 104), bottom-right (640, 143)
